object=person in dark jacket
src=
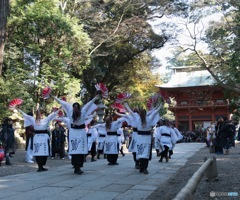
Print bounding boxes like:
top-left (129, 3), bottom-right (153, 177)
top-left (1, 118), bottom-right (16, 165)
top-left (51, 122), bottom-right (66, 159)
top-left (215, 117), bottom-right (224, 154)
top-left (218, 117), bottom-right (235, 154)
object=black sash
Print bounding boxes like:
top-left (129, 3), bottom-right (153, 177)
top-left (35, 130), bottom-right (48, 134)
top-left (138, 131), bottom-right (151, 135)
top-left (99, 134), bottom-right (106, 137)
top-left (162, 133), bottom-right (171, 137)
top-left (107, 131), bottom-right (117, 136)
top-left (133, 127), bottom-right (138, 132)
top-left (87, 133), bottom-right (91, 137)
top-left (71, 124), bottom-right (85, 129)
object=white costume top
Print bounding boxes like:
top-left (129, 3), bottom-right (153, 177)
top-left (104, 118), bottom-right (125, 154)
top-left (156, 125), bottom-right (178, 150)
top-left (54, 97), bottom-right (97, 125)
top-left (19, 110), bottom-right (58, 156)
top-left (54, 97), bottom-right (97, 154)
top-left (86, 126), bottom-right (98, 151)
top-left (91, 123), bottom-right (107, 150)
top-left (117, 127), bottom-right (125, 144)
top-left (20, 110), bottom-right (58, 131)
top-left (173, 127), bottom-right (183, 141)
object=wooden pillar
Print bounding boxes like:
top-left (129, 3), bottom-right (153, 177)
top-left (211, 107), bottom-right (215, 122)
top-left (189, 114), bottom-right (192, 131)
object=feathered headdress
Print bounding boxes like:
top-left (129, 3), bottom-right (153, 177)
top-left (110, 102), bottom-right (126, 113)
top-left (116, 92), bottom-right (131, 103)
top-left (8, 98), bottom-right (23, 110)
top-left (95, 83), bottom-right (108, 99)
top-left (42, 86), bottom-right (52, 99)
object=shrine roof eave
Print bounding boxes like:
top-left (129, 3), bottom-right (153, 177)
top-left (156, 70), bottom-right (218, 89)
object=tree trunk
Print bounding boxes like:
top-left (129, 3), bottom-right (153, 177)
top-left (0, 0), bottom-right (10, 76)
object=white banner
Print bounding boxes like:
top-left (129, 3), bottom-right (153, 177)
top-left (104, 136), bottom-right (118, 154)
top-left (68, 129), bottom-right (88, 154)
top-left (136, 135), bottom-right (151, 159)
top-left (33, 134), bottom-right (49, 156)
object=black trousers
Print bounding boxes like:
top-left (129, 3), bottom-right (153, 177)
top-left (107, 154), bottom-right (118, 164)
top-left (89, 142), bottom-right (96, 157)
top-left (71, 154), bottom-right (84, 167)
top-left (52, 143), bottom-right (65, 158)
top-left (139, 158), bottom-right (149, 170)
top-left (132, 152), bottom-right (140, 166)
top-left (35, 156), bottom-right (48, 168)
top-left (160, 145), bottom-right (169, 159)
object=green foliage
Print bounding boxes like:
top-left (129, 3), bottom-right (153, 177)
top-left (1, 0), bottom-right (92, 120)
top-left (0, 0), bottom-right (192, 121)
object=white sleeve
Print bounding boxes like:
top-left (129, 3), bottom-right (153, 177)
top-left (170, 128), bottom-right (178, 144)
top-left (18, 110), bottom-right (35, 127)
top-left (54, 97), bottom-right (72, 118)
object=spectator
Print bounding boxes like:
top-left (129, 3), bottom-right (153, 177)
top-left (51, 122), bottom-right (66, 159)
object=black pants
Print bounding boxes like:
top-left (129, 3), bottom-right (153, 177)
top-left (119, 146), bottom-right (124, 156)
top-left (107, 154), bottom-right (118, 164)
top-left (160, 145), bottom-right (169, 159)
top-left (35, 156), bottom-right (48, 169)
top-left (90, 142), bottom-right (96, 157)
top-left (52, 143), bottom-right (65, 158)
top-left (139, 158), bottom-right (149, 170)
top-left (71, 154), bottom-right (84, 168)
top-left (132, 152), bottom-right (140, 166)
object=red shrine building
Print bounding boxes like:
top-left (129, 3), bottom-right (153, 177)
top-left (157, 67), bottom-right (230, 132)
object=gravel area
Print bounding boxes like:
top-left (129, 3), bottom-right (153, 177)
top-left (1, 143), bottom-right (240, 200)
top-left (147, 141), bottom-right (240, 200)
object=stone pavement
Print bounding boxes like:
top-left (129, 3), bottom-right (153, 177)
top-left (0, 143), bottom-right (204, 200)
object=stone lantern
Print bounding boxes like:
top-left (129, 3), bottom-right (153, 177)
top-left (96, 99), bottom-right (107, 123)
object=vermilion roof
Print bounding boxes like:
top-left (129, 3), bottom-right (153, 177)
top-left (156, 70), bottom-right (216, 88)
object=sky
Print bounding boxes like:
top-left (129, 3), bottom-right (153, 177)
top-left (149, 12), bottom-right (222, 75)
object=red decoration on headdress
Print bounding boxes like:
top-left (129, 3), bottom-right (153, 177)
top-left (61, 96), bottom-right (67, 101)
top-left (58, 110), bottom-right (64, 117)
top-left (95, 83), bottom-right (108, 99)
top-left (42, 86), bottom-right (51, 99)
top-left (116, 92), bottom-right (131, 103)
top-left (8, 98), bottom-right (23, 110)
top-left (110, 102), bottom-right (126, 113)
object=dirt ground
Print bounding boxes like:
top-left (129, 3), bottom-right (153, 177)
top-left (147, 142), bottom-right (240, 200)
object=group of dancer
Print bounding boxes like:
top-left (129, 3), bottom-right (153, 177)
top-left (13, 93), bottom-right (182, 175)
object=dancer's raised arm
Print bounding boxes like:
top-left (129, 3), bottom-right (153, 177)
top-left (52, 96), bottom-right (72, 117)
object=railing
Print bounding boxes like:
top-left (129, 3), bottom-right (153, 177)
top-left (173, 157), bottom-right (218, 200)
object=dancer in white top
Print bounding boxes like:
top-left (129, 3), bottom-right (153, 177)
top-left (53, 94), bottom-right (99, 174)
top-left (169, 121), bottom-right (183, 159)
top-left (117, 127), bottom-right (125, 157)
top-left (124, 103), bottom-right (161, 174)
top-left (86, 120), bottom-right (98, 162)
top-left (114, 108), bottom-right (140, 169)
top-left (18, 108), bottom-right (59, 172)
top-left (156, 119), bottom-right (178, 162)
top-left (104, 115), bottom-right (125, 165)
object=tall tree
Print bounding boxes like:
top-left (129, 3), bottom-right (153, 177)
top-left (175, 0), bottom-right (240, 92)
top-left (61, 0), bottom-right (188, 100)
top-left (0, 0), bottom-right (10, 76)
top-left (1, 0), bottom-right (92, 120)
